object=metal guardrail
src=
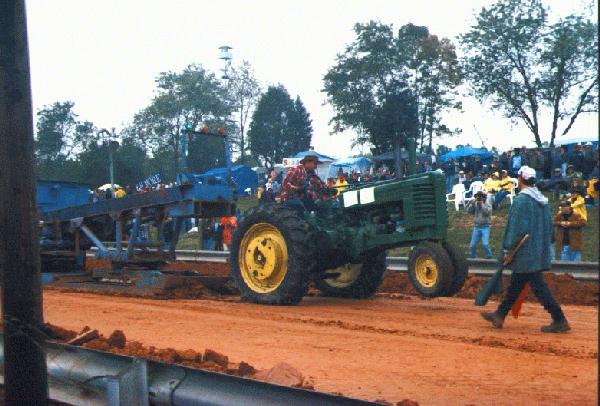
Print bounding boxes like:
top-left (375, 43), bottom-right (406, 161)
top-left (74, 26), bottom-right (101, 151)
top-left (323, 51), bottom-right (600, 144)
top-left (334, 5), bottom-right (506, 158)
top-left (177, 249), bottom-right (229, 263)
top-left (89, 247), bottom-right (598, 280)
top-left (172, 250), bottom-right (598, 281)
top-left (0, 335), bottom-right (377, 406)
top-left (386, 257), bottom-right (598, 281)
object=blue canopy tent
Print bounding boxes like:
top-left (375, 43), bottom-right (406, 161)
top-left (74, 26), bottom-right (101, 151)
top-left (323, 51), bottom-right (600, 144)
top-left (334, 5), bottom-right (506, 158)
top-left (440, 147), bottom-right (493, 162)
top-left (293, 150), bottom-right (335, 162)
top-left (327, 157), bottom-right (372, 178)
top-left (286, 150), bottom-right (336, 180)
top-left (552, 136), bottom-right (598, 153)
top-left (197, 165), bottom-right (258, 195)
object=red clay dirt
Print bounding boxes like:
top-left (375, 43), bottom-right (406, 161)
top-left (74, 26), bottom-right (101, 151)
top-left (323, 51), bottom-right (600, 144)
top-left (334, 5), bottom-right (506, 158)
top-left (60, 259), bottom-right (599, 404)
top-left (40, 288), bottom-right (597, 405)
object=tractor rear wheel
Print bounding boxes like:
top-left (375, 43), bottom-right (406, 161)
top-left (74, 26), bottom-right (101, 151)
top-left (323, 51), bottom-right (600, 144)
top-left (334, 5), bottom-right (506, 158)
top-left (230, 205), bottom-right (315, 305)
top-left (408, 242), bottom-right (454, 297)
top-left (315, 250), bottom-right (386, 299)
top-left (442, 240), bottom-right (468, 297)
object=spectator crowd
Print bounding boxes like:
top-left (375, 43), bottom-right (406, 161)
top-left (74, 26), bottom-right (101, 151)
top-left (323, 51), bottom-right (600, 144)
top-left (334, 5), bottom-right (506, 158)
top-left (446, 143), bottom-right (598, 263)
top-left (88, 141), bottom-right (598, 260)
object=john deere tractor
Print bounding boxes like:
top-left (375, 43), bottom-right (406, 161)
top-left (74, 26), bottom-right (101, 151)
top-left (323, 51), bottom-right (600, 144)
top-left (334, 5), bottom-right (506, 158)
top-left (230, 168), bottom-right (468, 305)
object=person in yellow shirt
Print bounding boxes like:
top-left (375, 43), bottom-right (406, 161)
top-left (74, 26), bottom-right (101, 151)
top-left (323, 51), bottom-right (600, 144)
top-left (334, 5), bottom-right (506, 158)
top-left (483, 172), bottom-right (501, 207)
top-left (493, 170), bottom-right (514, 208)
top-left (335, 173), bottom-right (350, 193)
top-left (498, 170), bottom-right (513, 192)
top-left (115, 187), bottom-right (126, 198)
top-left (483, 172), bottom-right (501, 192)
top-left (568, 188), bottom-right (587, 222)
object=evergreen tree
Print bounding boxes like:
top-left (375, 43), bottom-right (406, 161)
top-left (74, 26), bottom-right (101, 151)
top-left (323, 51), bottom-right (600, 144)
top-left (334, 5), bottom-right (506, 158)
top-left (288, 96), bottom-right (313, 153)
top-left (248, 85), bottom-right (312, 169)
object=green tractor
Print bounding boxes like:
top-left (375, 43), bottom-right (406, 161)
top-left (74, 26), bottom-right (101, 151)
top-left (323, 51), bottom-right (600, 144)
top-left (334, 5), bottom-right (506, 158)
top-left (230, 170), bottom-right (467, 305)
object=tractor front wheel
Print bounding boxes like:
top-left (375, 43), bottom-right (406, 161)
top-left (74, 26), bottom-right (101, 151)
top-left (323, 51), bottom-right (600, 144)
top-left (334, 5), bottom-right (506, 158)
top-left (315, 250), bottom-right (386, 299)
top-left (408, 242), bottom-right (454, 297)
top-left (230, 205), bottom-right (315, 305)
top-left (442, 240), bottom-right (468, 296)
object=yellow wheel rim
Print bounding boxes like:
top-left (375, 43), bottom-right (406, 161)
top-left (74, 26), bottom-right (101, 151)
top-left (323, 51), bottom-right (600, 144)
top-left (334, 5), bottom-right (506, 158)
top-left (324, 264), bottom-right (362, 288)
top-left (238, 223), bottom-right (288, 293)
top-left (414, 254), bottom-right (438, 288)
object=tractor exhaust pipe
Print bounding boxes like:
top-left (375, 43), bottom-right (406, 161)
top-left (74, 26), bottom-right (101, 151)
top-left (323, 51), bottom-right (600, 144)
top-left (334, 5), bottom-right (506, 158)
top-left (407, 138), bottom-right (417, 176)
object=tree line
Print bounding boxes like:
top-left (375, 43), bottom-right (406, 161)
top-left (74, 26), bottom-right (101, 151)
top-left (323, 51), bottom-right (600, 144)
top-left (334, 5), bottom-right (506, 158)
top-left (36, 0), bottom-right (597, 187)
top-left (324, 0), bottom-right (597, 155)
top-left (35, 66), bottom-right (313, 186)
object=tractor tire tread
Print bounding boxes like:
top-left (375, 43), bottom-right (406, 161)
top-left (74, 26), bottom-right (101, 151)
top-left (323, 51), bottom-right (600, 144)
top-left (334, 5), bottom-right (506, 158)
top-left (315, 250), bottom-right (387, 299)
top-left (408, 241), bottom-right (455, 298)
top-left (442, 240), bottom-right (469, 297)
top-left (230, 205), bottom-right (315, 305)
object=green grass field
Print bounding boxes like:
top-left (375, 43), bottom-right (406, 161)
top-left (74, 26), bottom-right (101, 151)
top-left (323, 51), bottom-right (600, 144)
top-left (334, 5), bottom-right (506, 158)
top-left (179, 195), bottom-right (599, 261)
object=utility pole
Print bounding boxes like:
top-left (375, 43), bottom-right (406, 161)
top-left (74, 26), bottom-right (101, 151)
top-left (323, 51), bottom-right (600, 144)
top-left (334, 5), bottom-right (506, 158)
top-left (0, 1), bottom-right (49, 404)
top-left (98, 128), bottom-right (116, 197)
top-left (110, 128), bottom-right (117, 195)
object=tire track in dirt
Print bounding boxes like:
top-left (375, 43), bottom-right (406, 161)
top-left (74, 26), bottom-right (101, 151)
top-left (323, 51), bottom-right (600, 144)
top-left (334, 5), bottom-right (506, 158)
top-left (234, 312), bottom-right (596, 360)
top-left (43, 290), bottom-right (597, 360)
top-left (115, 294), bottom-right (595, 360)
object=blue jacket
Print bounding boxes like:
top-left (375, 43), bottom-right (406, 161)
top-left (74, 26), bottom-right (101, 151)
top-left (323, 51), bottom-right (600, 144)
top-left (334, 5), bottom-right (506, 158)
top-left (502, 188), bottom-right (552, 273)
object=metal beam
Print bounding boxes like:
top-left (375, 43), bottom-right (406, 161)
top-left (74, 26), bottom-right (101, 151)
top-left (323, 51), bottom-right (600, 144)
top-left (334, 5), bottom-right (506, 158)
top-left (149, 250), bottom-right (598, 280)
top-left (0, 335), bottom-right (378, 406)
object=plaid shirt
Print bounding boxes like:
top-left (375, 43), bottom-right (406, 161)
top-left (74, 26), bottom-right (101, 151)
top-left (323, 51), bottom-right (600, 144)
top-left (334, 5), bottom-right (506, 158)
top-left (280, 164), bottom-right (327, 202)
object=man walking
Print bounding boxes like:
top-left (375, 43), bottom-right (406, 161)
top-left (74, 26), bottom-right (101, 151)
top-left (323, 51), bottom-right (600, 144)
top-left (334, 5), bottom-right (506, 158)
top-left (467, 191), bottom-right (493, 259)
top-left (481, 166), bottom-right (570, 333)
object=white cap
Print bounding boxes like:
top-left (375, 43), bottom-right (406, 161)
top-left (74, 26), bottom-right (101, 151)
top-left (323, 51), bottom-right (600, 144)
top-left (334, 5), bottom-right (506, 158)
top-left (518, 165), bottom-right (536, 180)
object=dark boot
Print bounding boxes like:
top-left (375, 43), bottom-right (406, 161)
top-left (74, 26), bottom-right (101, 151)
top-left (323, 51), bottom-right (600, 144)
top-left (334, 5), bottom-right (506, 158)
top-left (541, 319), bottom-right (571, 333)
top-left (481, 312), bottom-right (504, 329)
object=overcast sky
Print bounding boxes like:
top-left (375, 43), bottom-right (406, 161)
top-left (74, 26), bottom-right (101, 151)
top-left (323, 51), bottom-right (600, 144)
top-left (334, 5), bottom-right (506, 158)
top-left (25, 0), bottom-right (597, 159)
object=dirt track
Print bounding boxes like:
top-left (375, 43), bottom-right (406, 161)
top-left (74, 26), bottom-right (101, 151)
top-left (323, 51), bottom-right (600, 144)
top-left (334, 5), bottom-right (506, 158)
top-left (42, 289), bottom-right (597, 405)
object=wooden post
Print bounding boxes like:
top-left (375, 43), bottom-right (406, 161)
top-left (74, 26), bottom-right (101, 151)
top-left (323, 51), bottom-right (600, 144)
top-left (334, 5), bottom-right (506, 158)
top-left (197, 218), bottom-right (204, 249)
top-left (0, 1), bottom-right (49, 404)
top-left (74, 229), bottom-right (81, 255)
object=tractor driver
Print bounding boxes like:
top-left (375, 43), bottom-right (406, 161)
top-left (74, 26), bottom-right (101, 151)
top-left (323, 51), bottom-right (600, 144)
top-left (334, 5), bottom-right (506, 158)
top-left (279, 152), bottom-right (331, 211)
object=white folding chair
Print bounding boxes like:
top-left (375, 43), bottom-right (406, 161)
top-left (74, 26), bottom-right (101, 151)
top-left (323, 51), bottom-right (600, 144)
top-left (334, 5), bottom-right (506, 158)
top-left (446, 183), bottom-right (466, 211)
top-left (464, 181), bottom-right (483, 205)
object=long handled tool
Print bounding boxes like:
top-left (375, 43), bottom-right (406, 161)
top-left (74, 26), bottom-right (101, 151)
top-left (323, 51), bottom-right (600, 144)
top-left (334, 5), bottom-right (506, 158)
top-left (475, 234), bottom-right (529, 306)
